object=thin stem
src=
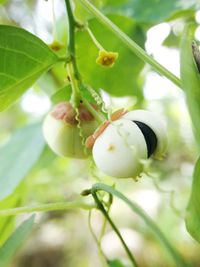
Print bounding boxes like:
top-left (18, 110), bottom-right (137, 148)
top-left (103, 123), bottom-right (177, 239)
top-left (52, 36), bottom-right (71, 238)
top-left (79, 0), bottom-right (182, 88)
top-left (99, 193), bottom-right (113, 241)
top-left (0, 200), bottom-right (95, 217)
top-left (86, 27), bottom-right (105, 50)
top-left (67, 61), bottom-right (81, 106)
top-left (88, 211), bottom-right (109, 267)
top-left (92, 191), bottom-right (139, 267)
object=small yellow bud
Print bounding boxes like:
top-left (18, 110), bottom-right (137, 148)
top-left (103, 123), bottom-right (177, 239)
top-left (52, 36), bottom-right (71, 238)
top-left (49, 41), bottom-right (64, 52)
top-left (96, 50), bottom-right (118, 67)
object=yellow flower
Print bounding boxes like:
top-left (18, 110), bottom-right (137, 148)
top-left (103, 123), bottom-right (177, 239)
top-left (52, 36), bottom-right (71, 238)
top-left (96, 50), bottom-right (118, 67)
top-left (49, 40), bottom-right (64, 52)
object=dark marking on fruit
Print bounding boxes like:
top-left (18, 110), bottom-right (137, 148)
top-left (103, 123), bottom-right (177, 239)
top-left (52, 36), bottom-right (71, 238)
top-left (133, 121), bottom-right (157, 158)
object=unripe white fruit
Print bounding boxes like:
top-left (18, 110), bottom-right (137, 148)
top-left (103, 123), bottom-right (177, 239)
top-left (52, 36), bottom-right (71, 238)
top-left (122, 110), bottom-right (167, 159)
top-left (92, 119), bottom-right (147, 178)
top-left (43, 102), bottom-right (98, 159)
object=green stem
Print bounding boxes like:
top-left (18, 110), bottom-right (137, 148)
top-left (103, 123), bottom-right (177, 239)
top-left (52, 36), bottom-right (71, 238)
top-left (92, 191), bottom-right (139, 267)
top-left (65, 0), bottom-right (75, 56)
top-left (65, 0), bottom-right (106, 122)
top-left (65, 0), bottom-right (81, 107)
top-left (0, 200), bottom-right (95, 217)
top-left (58, 56), bottom-right (71, 62)
top-left (92, 183), bottom-right (189, 267)
top-left (79, 0), bottom-right (182, 88)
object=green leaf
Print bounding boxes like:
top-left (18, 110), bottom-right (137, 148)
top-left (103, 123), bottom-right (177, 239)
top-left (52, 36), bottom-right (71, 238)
top-left (0, 25), bottom-right (59, 111)
top-left (180, 24), bottom-right (200, 146)
top-left (101, 0), bottom-right (200, 24)
top-left (108, 259), bottom-right (128, 267)
top-left (0, 123), bottom-right (45, 201)
top-left (0, 215), bottom-right (35, 267)
top-left (76, 15), bottom-right (145, 98)
top-left (185, 157), bottom-right (200, 243)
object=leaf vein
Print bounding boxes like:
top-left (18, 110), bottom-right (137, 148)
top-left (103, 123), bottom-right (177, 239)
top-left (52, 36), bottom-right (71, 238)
top-left (0, 72), bottom-right (18, 81)
top-left (0, 46), bottom-right (43, 64)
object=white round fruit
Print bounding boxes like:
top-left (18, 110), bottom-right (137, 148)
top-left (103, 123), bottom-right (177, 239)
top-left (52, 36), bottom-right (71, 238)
top-left (43, 102), bottom-right (98, 159)
top-left (92, 119), bottom-right (147, 178)
top-left (122, 110), bottom-right (167, 159)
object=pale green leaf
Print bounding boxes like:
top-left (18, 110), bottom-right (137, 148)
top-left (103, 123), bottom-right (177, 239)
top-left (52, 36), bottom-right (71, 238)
top-left (0, 216), bottom-right (35, 267)
top-left (185, 157), bottom-right (200, 243)
top-left (108, 259), bottom-right (128, 267)
top-left (0, 25), bottom-right (59, 111)
top-left (180, 24), bottom-right (200, 146)
top-left (0, 123), bottom-right (45, 200)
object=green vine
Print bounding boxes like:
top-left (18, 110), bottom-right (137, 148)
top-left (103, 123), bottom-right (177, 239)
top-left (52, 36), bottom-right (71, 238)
top-left (89, 183), bottom-right (189, 267)
top-left (91, 190), bottom-right (139, 267)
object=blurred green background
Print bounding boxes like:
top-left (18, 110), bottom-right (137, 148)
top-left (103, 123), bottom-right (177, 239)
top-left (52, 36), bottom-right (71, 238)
top-left (0, 0), bottom-right (200, 266)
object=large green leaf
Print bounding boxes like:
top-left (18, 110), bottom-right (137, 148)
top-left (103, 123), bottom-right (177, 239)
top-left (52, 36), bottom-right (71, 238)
top-left (185, 157), bottom-right (200, 243)
top-left (76, 15), bottom-right (145, 98)
top-left (0, 25), bottom-right (59, 111)
top-left (0, 215), bottom-right (35, 267)
top-left (102, 0), bottom-right (199, 24)
top-left (0, 123), bottom-right (45, 201)
top-left (180, 24), bottom-right (200, 146)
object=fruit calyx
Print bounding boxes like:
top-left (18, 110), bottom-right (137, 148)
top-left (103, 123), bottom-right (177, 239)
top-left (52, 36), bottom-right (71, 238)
top-left (85, 108), bottom-right (128, 148)
top-left (51, 102), bottom-right (96, 125)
